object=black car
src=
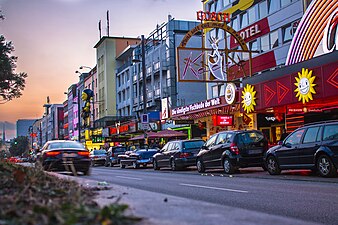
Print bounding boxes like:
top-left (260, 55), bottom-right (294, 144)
top-left (105, 146), bottom-right (127, 167)
top-left (39, 140), bottom-right (91, 175)
top-left (265, 120), bottom-right (338, 177)
top-left (119, 148), bottom-right (158, 169)
top-left (153, 139), bottom-right (205, 171)
top-left (196, 130), bottom-right (268, 174)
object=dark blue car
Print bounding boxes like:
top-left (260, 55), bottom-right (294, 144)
top-left (118, 148), bottom-right (158, 169)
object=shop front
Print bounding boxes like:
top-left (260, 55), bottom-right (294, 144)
top-left (242, 51), bottom-right (338, 141)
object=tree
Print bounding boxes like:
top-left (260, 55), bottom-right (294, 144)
top-left (0, 11), bottom-right (27, 104)
top-left (9, 136), bottom-right (29, 156)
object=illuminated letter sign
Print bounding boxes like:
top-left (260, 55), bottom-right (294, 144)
top-left (197, 11), bottom-right (231, 23)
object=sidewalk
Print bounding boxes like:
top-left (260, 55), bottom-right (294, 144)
top-left (60, 173), bottom-right (323, 225)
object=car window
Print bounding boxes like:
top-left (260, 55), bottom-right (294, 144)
top-left (183, 140), bottom-right (205, 149)
top-left (237, 131), bottom-right (264, 145)
top-left (303, 127), bottom-right (320, 143)
top-left (166, 143), bottom-right (174, 151)
top-left (161, 143), bottom-right (169, 152)
top-left (285, 129), bottom-right (305, 145)
top-left (114, 147), bottom-right (126, 153)
top-left (316, 126), bottom-right (323, 142)
top-left (323, 124), bottom-right (338, 141)
top-left (205, 134), bottom-right (217, 147)
top-left (226, 133), bottom-right (234, 143)
top-left (173, 143), bottom-right (180, 150)
top-left (216, 133), bottom-right (228, 145)
top-left (48, 142), bottom-right (84, 149)
top-left (93, 150), bottom-right (106, 155)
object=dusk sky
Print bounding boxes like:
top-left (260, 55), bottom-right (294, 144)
top-left (0, 0), bottom-right (202, 139)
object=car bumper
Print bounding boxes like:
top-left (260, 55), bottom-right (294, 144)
top-left (229, 155), bottom-right (264, 168)
top-left (174, 157), bottom-right (197, 168)
top-left (43, 159), bottom-right (91, 172)
top-left (120, 158), bottom-right (152, 166)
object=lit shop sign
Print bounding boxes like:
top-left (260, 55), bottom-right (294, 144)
top-left (196, 11), bottom-right (231, 23)
top-left (172, 97), bottom-right (222, 116)
top-left (294, 68), bottom-right (317, 104)
top-left (241, 84), bottom-right (257, 113)
top-left (213, 115), bottom-right (234, 126)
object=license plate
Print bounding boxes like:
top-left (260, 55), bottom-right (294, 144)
top-left (63, 153), bottom-right (77, 157)
top-left (248, 149), bottom-right (262, 154)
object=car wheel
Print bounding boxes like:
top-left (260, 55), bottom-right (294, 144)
top-left (132, 162), bottom-right (139, 169)
top-left (170, 159), bottom-right (178, 171)
top-left (196, 158), bottom-right (205, 173)
top-left (120, 162), bottom-right (125, 169)
top-left (83, 168), bottom-right (91, 176)
top-left (317, 155), bottom-right (337, 177)
top-left (266, 156), bottom-right (281, 175)
top-left (153, 159), bottom-right (160, 170)
top-left (223, 158), bottom-right (235, 174)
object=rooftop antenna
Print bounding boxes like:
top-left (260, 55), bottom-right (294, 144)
top-left (106, 10), bottom-right (110, 37)
top-left (98, 20), bottom-right (102, 39)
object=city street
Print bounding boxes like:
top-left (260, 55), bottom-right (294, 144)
top-left (72, 166), bottom-right (338, 225)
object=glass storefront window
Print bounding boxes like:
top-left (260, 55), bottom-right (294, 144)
top-left (260, 34), bottom-right (270, 52)
top-left (270, 30), bottom-right (279, 49)
top-left (258, 0), bottom-right (268, 19)
top-left (268, 0), bottom-right (279, 14)
top-left (282, 23), bottom-right (293, 43)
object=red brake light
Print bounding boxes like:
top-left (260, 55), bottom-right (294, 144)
top-left (111, 153), bottom-right (115, 157)
top-left (46, 151), bottom-right (61, 156)
top-left (230, 143), bottom-right (239, 155)
top-left (179, 152), bottom-right (191, 158)
top-left (78, 151), bottom-right (90, 157)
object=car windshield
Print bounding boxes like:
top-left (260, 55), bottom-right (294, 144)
top-left (93, 150), bottom-right (106, 155)
top-left (114, 147), bottom-right (126, 152)
top-left (183, 141), bottom-right (205, 149)
top-left (48, 142), bottom-right (84, 149)
top-left (238, 131), bottom-right (264, 144)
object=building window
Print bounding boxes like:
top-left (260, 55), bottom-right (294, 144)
top-left (270, 30), bottom-right (279, 49)
top-left (223, 0), bottom-right (230, 7)
top-left (258, 0), bottom-right (268, 19)
top-left (282, 23), bottom-right (293, 43)
top-left (249, 39), bottom-right (259, 56)
top-left (268, 0), bottom-right (279, 14)
top-left (260, 34), bottom-right (270, 52)
top-left (231, 16), bottom-right (238, 31)
top-left (281, 0), bottom-right (292, 8)
top-left (248, 6), bottom-right (256, 25)
top-left (212, 85), bottom-right (219, 98)
top-left (240, 12), bottom-right (249, 29)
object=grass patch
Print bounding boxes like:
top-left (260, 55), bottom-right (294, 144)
top-left (0, 161), bottom-right (141, 225)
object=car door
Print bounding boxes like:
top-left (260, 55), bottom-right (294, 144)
top-left (200, 134), bottom-right (218, 168)
top-left (162, 142), bottom-right (174, 167)
top-left (208, 132), bottom-right (230, 168)
top-left (275, 128), bottom-right (305, 168)
top-left (298, 126), bottom-right (321, 168)
top-left (156, 143), bottom-right (169, 167)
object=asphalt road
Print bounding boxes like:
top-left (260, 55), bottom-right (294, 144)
top-left (80, 166), bottom-right (337, 225)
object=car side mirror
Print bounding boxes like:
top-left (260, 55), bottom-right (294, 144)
top-left (284, 142), bottom-right (292, 148)
top-left (277, 141), bottom-right (283, 145)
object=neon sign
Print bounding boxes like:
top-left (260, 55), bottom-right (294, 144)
top-left (196, 11), bottom-right (230, 23)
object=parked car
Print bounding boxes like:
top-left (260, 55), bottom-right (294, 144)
top-left (90, 149), bottom-right (107, 166)
top-left (265, 120), bottom-right (338, 177)
top-left (38, 140), bottom-right (91, 175)
top-left (119, 148), bottom-right (158, 169)
top-left (153, 139), bottom-right (205, 171)
top-left (196, 130), bottom-right (268, 174)
top-left (105, 146), bottom-right (127, 167)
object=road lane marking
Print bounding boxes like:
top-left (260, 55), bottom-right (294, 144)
top-left (116, 176), bottom-right (143, 181)
top-left (179, 183), bottom-right (249, 193)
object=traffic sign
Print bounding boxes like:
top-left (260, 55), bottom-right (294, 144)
top-left (141, 113), bottom-right (149, 124)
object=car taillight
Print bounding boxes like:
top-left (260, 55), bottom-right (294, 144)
top-left (78, 151), bottom-right (90, 157)
top-left (230, 143), bottom-right (239, 155)
top-left (46, 151), bottom-right (61, 156)
top-left (111, 153), bottom-right (115, 157)
top-left (179, 152), bottom-right (191, 158)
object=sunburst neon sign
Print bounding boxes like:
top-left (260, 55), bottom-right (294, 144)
top-left (242, 84), bottom-right (256, 113)
top-left (294, 68), bottom-right (317, 104)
